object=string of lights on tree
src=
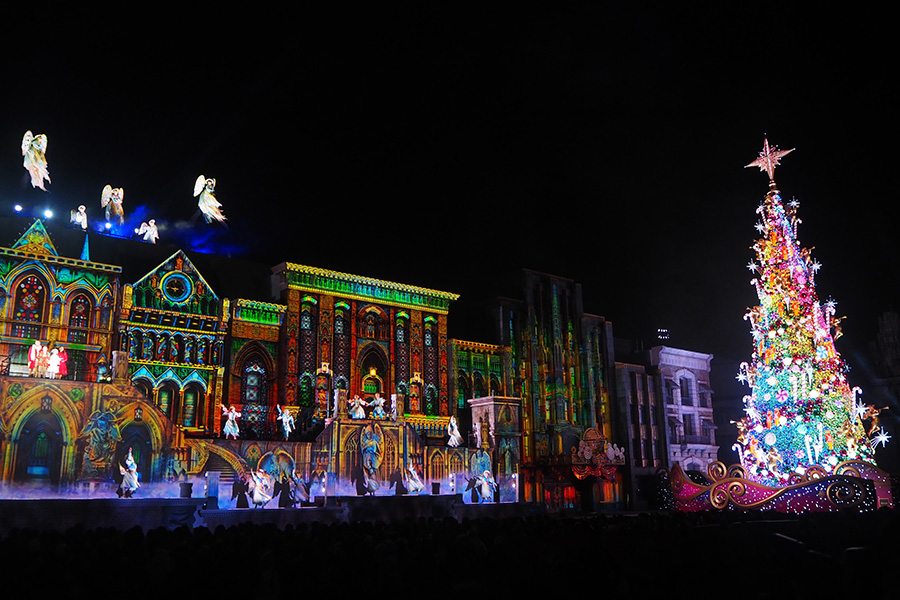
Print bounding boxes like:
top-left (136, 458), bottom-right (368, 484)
top-left (733, 139), bottom-right (889, 487)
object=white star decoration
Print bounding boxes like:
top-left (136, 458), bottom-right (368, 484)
top-left (872, 427), bottom-right (891, 449)
top-left (747, 261), bottom-right (758, 272)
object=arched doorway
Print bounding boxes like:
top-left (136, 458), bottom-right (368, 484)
top-left (14, 409), bottom-right (65, 485)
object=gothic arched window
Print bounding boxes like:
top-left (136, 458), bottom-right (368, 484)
top-left (242, 356), bottom-right (268, 405)
top-left (12, 274), bottom-right (47, 339)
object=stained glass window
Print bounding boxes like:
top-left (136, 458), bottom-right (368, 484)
top-left (12, 274), bottom-right (46, 339)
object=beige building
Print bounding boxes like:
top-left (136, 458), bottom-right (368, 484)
top-left (650, 346), bottom-right (717, 474)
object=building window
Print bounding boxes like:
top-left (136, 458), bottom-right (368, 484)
top-left (242, 358), bottom-right (267, 404)
top-left (12, 274), bottom-right (46, 339)
top-left (680, 377), bottom-right (693, 406)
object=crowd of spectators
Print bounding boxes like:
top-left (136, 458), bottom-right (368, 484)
top-left (2, 507), bottom-right (898, 598)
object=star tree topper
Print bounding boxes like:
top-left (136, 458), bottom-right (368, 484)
top-left (745, 137), bottom-right (795, 181)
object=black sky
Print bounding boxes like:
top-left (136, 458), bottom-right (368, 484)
top-left (1, 5), bottom-right (897, 401)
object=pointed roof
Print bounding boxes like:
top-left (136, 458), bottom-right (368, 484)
top-left (9, 219), bottom-right (58, 256)
top-left (132, 248), bottom-right (219, 301)
top-left (0, 219), bottom-right (120, 273)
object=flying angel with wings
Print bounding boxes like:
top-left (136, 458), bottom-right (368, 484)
top-left (193, 175), bottom-right (226, 223)
top-left (70, 205), bottom-right (88, 230)
top-left (101, 185), bottom-right (125, 225)
top-left (135, 219), bottom-right (159, 244)
top-left (22, 131), bottom-right (50, 190)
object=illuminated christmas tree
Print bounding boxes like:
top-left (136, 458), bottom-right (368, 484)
top-left (734, 139), bottom-right (887, 487)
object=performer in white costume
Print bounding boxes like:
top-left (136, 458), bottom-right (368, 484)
top-left (447, 415), bottom-right (463, 447)
top-left (276, 404), bottom-right (295, 440)
top-left (221, 404), bottom-right (241, 439)
top-left (118, 447), bottom-right (140, 498)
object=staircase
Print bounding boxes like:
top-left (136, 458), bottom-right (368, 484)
top-left (202, 451), bottom-right (239, 494)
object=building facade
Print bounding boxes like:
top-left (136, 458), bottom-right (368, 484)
top-left (650, 345), bottom-right (718, 474)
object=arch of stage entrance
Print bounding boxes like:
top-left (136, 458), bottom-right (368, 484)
top-left (3, 384), bottom-right (82, 484)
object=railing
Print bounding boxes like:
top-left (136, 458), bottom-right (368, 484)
top-left (1, 356), bottom-right (112, 383)
top-left (679, 434), bottom-right (714, 445)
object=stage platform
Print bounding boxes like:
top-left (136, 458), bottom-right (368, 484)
top-left (0, 494), bottom-right (543, 534)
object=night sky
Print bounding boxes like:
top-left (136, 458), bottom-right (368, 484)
top-left (1, 5), bottom-right (897, 405)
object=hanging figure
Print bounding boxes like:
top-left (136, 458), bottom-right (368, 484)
top-left (276, 404), bottom-right (295, 440)
top-left (22, 131), bottom-right (50, 190)
top-left (117, 447), bottom-right (140, 498)
top-left (135, 219), bottom-right (159, 243)
top-left (101, 185), bottom-right (125, 225)
top-left (193, 175), bottom-right (226, 223)
top-left (70, 205), bottom-right (88, 230)
top-left (221, 404), bottom-right (241, 439)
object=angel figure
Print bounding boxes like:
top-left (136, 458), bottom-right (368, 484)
top-left (70, 205), bottom-right (88, 230)
top-left (22, 131), bottom-right (50, 190)
top-left (193, 175), bottom-right (226, 223)
top-left (101, 185), bottom-right (125, 225)
top-left (360, 423), bottom-right (384, 495)
top-left (276, 404), bottom-right (295, 440)
top-left (135, 219), bottom-right (159, 243)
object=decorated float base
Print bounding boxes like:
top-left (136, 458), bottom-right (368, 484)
top-left (670, 460), bottom-right (893, 513)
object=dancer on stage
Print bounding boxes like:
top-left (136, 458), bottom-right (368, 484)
top-left (232, 474), bottom-right (250, 508)
top-left (348, 395), bottom-right (367, 419)
top-left (369, 393), bottom-right (388, 419)
top-left (249, 468), bottom-right (273, 508)
top-left (28, 340), bottom-right (43, 377)
top-left (45, 348), bottom-right (60, 379)
top-left (477, 470), bottom-right (497, 503)
top-left (118, 447), bottom-right (140, 498)
top-left (221, 404), bottom-right (241, 439)
top-left (58, 347), bottom-right (68, 380)
top-left (276, 404), bottom-right (295, 440)
top-left (447, 415), bottom-right (463, 447)
top-left (404, 465), bottom-right (424, 495)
